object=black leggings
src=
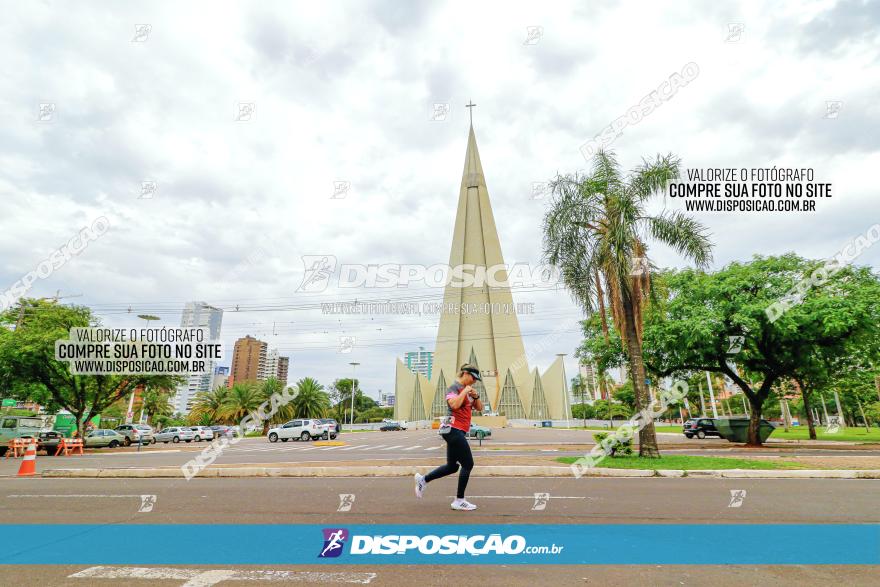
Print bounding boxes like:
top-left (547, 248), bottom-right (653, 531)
top-left (424, 428), bottom-right (474, 499)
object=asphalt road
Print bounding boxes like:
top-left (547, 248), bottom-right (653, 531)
top-left (2, 429), bottom-right (872, 476)
top-left (0, 476), bottom-right (878, 585)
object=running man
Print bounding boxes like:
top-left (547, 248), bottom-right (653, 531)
top-left (414, 363), bottom-right (483, 510)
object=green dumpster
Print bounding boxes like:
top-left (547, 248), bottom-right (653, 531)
top-left (714, 417), bottom-right (776, 443)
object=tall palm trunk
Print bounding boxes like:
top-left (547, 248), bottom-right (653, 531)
top-left (595, 268), bottom-right (610, 341)
top-left (621, 291), bottom-right (659, 457)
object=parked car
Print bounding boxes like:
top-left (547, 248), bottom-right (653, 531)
top-left (267, 419), bottom-right (327, 442)
top-left (155, 426), bottom-right (196, 443)
top-left (84, 429), bottom-right (126, 448)
top-left (115, 424), bottom-right (155, 446)
top-left (0, 416), bottom-right (44, 456)
top-left (38, 430), bottom-right (66, 455)
top-left (379, 421), bottom-right (406, 431)
top-left (188, 426), bottom-right (215, 442)
top-left (210, 425), bottom-right (238, 438)
top-left (467, 424), bottom-right (491, 440)
top-left (318, 419), bottom-right (339, 440)
top-left (683, 418), bottom-right (723, 439)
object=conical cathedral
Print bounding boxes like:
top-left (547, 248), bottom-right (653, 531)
top-left (393, 122), bottom-right (569, 423)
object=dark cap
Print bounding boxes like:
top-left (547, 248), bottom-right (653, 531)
top-left (460, 364), bottom-right (482, 381)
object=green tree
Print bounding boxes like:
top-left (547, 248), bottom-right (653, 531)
top-left (220, 382), bottom-right (264, 425)
top-left (543, 151), bottom-right (713, 457)
top-left (258, 377), bottom-right (289, 433)
top-left (643, 256), bottom-right (880, 445)
top-left (290, 377), bottom-right (331, 419)
top-left (329, 378), bottom-right (375, 423)
top-left (0, 299), bottom-right (181, 438)
top-left (141, 387), bottom-right (174, 426)
top-left (612, 380), bottom-right (637, 411)
top-left (571, 403), bottom-right (595, 421)
top-left (189, 385), bottom-right (231, 424)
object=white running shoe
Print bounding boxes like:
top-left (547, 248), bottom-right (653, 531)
top-left (450, 499), bottom-right (477, 511)
top-left (414, 473), bottom-right (426, 499)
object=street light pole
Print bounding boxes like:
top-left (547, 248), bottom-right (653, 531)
top-left (349, 362), bottom-right (360, 431)
top-left (130, 314), bottom-right (161, 424)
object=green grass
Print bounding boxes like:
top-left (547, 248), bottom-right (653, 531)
top-left (556, 455), bottom-right (804, 470)
top-left (767, 427), bottom-right (880, 442)
top-left (565, 424), bottom-right (880, 442)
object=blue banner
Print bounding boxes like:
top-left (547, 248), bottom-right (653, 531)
top-left (1, 524), bottom-right (877, 565)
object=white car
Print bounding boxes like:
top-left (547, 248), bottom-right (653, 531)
top-left (155, 427), bottom-right (195, 443)
top-left (267, 419), bottom-right (328, 442)
top-left (188, 426), bottom-right (214, 442)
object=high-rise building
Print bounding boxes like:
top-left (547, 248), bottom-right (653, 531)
top-left (380, 391), bottom-right (396, 407)
top-left (230, 335), bottom-right (268, 385)
top-left (212, 366), bottom-right (230, 390)
top-left (276, 356), bottom-right (290, 386)
top-left (578, 363), bottom-right (600, 401)
top-left (393, 122), bottom-right (570, 422)
top-left (261, 349), bottom-right (290, 385)
top-left (404, 347), bottom-right (433, 379)
top-left (263, 349), bottom-right (279, 382)
top-left (173, 301), bottom-right (223, 414)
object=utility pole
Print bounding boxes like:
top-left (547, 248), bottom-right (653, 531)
top-left (349, 362), bottom-right (360, 430)
top-left (14, 292), bottom-right (82, 329)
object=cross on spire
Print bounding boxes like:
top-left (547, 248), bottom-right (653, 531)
top-left (465, 100), bottom-right (476, 126)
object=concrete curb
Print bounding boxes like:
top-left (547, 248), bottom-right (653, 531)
top-left (40, 466), bottom-right (880, 479)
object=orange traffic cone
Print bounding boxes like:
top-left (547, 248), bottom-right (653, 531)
top-left (17, 441), bottom-right (37, 476)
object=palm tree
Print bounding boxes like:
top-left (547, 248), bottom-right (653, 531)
top-left (189, 385), bottom-right (230, 424)
top-left (290, 377), bottom-right (331, 419)
top-left (141, 388), bottom-right (174, 426)
top-left (543, 150), bottom-right (712, 457)
top-left (259, 377), bottom-right (290, 434)
top-left (220, 382), bottom-right (264, 427)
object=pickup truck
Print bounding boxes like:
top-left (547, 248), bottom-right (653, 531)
top-left (0, 416), bottom-right (45, 456)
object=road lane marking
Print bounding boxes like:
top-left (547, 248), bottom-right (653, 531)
top-left (7, 494), bottom-right (157, 513)
top-left (69, 566), bottom-right (377, 585)
top-left (445, 495), bottom-right (590, 499)
top-left (381, 445), bottom-right (404, 450)
top-left (403, 445), bottom-right (422, 450)
top-left (425, 446), bottom-right (442, 451)
top-left (8, 494), bottom-right (146, 498)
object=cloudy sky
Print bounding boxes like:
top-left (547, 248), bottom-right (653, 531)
top-left (2, 0), bottom-right (878, 399)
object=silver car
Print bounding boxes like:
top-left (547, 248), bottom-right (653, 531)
top-left (84, 429), bottom-right (126, 448)
top-left (155, 426), bottom-right (195, 443)
top-left (115, 424), bottom-right (155, 446)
